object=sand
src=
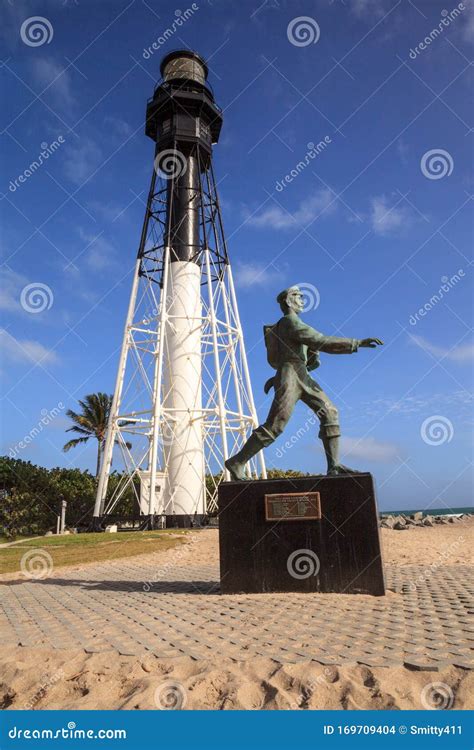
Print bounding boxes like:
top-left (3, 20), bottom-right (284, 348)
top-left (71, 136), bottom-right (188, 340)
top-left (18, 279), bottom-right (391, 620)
top-left (1, 647), bottom-right (472, 711)
top-left (379, 521), bottom-right (472, 566)
top-left (1, 522), bottom-right (473, 711)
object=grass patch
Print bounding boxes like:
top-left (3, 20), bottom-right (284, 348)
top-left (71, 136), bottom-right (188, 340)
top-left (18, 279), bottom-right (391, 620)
top-left (0, 530), bottom-right (192, 575)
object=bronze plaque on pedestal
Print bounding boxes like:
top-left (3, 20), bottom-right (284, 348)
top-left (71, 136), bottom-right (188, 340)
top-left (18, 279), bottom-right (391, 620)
top-left (219, 474), bottom-right (385, 595)
top-left (264, 492), bottom-right (321, 522)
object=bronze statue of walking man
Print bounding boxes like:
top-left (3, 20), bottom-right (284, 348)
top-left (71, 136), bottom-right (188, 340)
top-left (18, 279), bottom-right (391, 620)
top-left (225, 286), bottom-right (383, 480)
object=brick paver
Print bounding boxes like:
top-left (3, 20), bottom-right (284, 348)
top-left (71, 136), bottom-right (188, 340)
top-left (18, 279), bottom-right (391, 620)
top-left (0, 544), bottom-right (472, 670)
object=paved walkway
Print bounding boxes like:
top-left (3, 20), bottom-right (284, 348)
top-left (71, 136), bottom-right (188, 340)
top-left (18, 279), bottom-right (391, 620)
top-left (0, 531), bottom-right (472, 670)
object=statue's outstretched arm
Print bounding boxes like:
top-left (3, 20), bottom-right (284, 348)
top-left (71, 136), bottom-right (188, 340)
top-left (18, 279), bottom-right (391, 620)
top-left (291, 317), bottom-right (358, 354)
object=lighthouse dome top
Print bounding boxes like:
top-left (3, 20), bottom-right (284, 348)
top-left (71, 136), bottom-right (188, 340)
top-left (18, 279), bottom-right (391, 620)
top-left (160, 50), bottom-right (209, 86)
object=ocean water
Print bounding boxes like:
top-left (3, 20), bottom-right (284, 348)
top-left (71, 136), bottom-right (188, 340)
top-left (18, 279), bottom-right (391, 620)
top-left (382, 506), bottom-right (473, 516)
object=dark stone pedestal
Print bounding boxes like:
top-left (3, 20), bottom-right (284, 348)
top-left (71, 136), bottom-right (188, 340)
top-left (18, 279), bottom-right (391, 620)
top-left (218, 473), bottom-right (385, 596)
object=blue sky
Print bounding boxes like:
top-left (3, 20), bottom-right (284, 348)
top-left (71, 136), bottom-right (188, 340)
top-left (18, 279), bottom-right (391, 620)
top-left (1, 0), bottom-right (473, 512)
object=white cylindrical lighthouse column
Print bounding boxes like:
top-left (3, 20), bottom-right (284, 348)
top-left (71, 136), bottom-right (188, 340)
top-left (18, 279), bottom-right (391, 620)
top-left (163, 260), bottom-right (204, 519)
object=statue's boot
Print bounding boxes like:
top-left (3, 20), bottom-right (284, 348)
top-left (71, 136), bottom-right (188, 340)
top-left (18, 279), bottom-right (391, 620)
top-left (225, 432), bottom-right (265, 481)
top-left (328, 464), bottom-right (363, 476)
top-left (322, 436), bottom-right (362, 476)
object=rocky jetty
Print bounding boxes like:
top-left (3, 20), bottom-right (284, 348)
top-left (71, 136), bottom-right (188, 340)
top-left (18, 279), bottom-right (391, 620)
top-left (379, 512), bottom-right (472, 530)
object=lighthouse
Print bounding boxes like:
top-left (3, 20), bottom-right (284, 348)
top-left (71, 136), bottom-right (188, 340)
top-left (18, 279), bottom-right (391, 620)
top-left (93, 51), bottom-right (266, 528)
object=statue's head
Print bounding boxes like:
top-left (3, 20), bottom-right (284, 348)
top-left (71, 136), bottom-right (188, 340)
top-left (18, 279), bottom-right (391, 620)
top-left (276, 286), bottom-right (305, 314)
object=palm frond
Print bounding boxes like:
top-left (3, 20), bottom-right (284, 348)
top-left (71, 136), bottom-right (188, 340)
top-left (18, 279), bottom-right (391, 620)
top-left (65, 425), bottom-right (93, 436)
top-left (63, 437), bottom-right (90, 453)
top-left (65, 410), bottom-right (94, 432)
top-left (63, 393), bottom-right (113, 459)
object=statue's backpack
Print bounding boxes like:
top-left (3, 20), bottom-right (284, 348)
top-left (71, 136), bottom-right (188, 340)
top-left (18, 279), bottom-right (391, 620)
top-left (264, 321), bottom-right (321, 372)
top-left (263, 323), bottom-right (281, 369)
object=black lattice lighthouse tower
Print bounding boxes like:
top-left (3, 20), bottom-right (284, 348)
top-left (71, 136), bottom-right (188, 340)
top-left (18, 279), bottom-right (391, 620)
top-left (93, 51), bottom-right (266, 528)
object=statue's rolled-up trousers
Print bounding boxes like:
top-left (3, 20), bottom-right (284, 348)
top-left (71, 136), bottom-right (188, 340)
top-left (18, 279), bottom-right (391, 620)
top-left (253, 361), bottom-right (340, 447)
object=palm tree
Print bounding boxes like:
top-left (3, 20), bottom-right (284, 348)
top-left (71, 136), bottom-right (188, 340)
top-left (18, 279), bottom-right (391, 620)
top-left (63, 393), bottom-right (113, 477)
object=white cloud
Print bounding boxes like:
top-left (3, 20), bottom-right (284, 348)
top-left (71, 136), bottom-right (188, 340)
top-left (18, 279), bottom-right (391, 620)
top-left (460, 1), bottom-right (474, 41)
top-left (367, 395), bottom-right (432, 416)
top-left (365, 391), bottom-right (473, 418)
top-left (397, 138), bottom-right (409, 166)
top-left (77, 228), bottom-right (117, 270)
top-left (0, 269), bottom-right (56, 320)
top-left (0, 329), bottom-right (59, 365)
top-left (0, 2), bottom-right (34, 51)
top-left (250, 0), bottom-right (280, 25)
top-left (409, 334), bottom-right (474, 363)
top-left (103, 116), bottom-right (133, 140)
top-left (87, 200), bottom-right (125, 222)
top-left (33, 58), bottom-right (76, 110)
top-left (340, 435), bottom-right (398, 463)
top-left (369, 195), bottom-right (413, 235)
top-left (351, 0), bottom-right (393, 20)
top-left (247, 189), bottom-right (336, 230)
top-left (0, 268), bottom-right (27, 313)
top-left (63, 137), bottom-right (103, 186)
top-left (233, 262), bottom-right (284, 289)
